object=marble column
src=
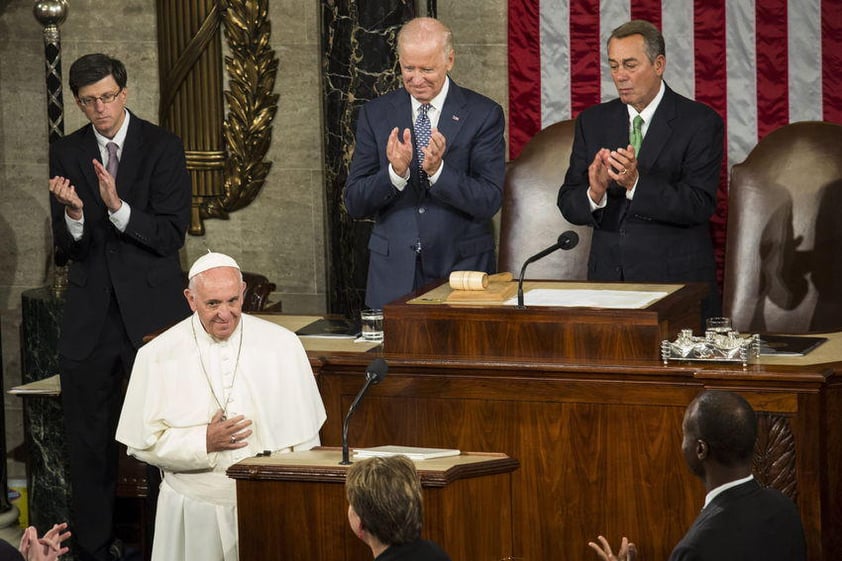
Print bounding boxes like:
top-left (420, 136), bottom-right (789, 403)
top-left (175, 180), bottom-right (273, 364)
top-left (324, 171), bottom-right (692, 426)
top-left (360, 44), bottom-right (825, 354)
top-left (20, 288), bottom-right (76, 560)
top-left (320, 0), bottom-right (415, 317)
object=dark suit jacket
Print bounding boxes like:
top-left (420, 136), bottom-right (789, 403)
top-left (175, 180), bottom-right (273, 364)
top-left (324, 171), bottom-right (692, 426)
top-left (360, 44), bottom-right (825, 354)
top-left (50, 111), bottom-right (191, 360)
top-left (375, 539), bottom-right (451, 561)
top-left (669, 479), bottom-right (806, 561)
top-left (557, 85), bottom-right (723, 290)
top-left (345, 80), bottom-right (505, 309)
top-left (0, 539), bottom-right (23, 561)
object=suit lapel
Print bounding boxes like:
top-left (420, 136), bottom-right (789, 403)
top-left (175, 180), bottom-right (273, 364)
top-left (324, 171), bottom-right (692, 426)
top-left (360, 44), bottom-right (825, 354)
top-left (116, 111), bottom-right (143, 201)
top-left (74, 126), bottom-right (105, 210)
top-left (389, 91), bottom-right (414, 133)
top-left (638, 85), bottom-right (677, 169)
top-left (608, 100), bottom-right (631, 152)
top-left (437, 79), bottom-right (466, 149)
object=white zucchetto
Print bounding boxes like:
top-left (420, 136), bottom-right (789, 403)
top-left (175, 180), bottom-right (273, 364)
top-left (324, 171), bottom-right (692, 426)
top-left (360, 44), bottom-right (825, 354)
top-left (188, 251), bottom-right (241, 280)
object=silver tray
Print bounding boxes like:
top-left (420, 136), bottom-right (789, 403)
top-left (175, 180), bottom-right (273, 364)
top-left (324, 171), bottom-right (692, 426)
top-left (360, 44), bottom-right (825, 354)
top-left (661, 330), bottom-right (760, 366)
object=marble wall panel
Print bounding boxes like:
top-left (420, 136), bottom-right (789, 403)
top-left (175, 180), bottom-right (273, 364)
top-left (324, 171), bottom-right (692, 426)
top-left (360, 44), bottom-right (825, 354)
top-left (271, 0), bottom-right (318, 44)
top-left (0, 164), bottom-right (53, 289)
top-left (267, 47), bottom-right (324, 172)
top-left (438, 0), bottom-right (508, 45)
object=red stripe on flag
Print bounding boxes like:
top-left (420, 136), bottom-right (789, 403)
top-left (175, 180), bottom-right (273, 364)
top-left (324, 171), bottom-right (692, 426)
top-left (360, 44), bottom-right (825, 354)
top-left (823, 0), bottom-right (842, 123)
top-left (694, 2), bottom-right (727, 117)
top-left (755, 0), bottom-right (789, 139)
top-left (694, 0), bottom-right (729, 287)
top-left (569, 0), bottom-right (601, 116)
top-left (508, 0), bottom-right (542, 159)
top-left (630, 0), bottom-right (662, 29)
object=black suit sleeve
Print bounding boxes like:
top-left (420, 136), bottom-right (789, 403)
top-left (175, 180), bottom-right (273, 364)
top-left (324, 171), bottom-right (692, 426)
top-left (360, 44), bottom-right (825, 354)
top-left (121, 132), bottom-right (191, 256)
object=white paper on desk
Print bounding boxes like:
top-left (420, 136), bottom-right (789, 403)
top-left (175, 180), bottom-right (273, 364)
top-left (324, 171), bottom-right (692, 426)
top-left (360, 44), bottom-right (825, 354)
top-left (505, 289), bottom-right (669, 309)
top-left (353, 445), bottom-right (461, 461)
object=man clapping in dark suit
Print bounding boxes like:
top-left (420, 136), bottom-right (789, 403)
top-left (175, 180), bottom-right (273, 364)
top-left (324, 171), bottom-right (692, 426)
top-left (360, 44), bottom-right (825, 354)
top-left (48, 53), bottom-right (191, 561)
top-left (589, 390), bottom-right (806, 561)
top-left (345, 17), bottom-right (506, 309)
top-left (558, 20), bottom-right (723, 319)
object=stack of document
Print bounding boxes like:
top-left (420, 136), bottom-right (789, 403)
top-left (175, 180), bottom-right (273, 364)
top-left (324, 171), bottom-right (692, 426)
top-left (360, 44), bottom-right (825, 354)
top-left (353, 445), bottom-right (461, 460)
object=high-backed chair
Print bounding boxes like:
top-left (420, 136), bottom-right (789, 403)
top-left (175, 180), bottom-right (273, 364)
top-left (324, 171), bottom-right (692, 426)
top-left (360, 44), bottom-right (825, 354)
top-left (498, 120), bottom-right (592, 279)
top-left (241, 271), bottom-right (278, 312)
top-left (723, 121), bottom-right (842, 333)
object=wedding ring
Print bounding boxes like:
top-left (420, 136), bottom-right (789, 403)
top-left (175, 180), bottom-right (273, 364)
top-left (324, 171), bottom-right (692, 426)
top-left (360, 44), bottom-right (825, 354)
top-left (620, 168), bottom-right (628, 175)
top-left (230, 435), bottom-right (236, 443)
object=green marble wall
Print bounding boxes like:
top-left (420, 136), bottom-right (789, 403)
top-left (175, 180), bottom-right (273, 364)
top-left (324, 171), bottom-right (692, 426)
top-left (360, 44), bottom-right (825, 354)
top-left (19, 289), bottom-right (72, 547)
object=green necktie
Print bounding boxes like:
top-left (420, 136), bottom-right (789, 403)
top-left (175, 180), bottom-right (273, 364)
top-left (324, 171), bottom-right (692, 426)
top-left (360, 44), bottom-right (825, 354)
top-left (630, 115), bottom-right (644, 154)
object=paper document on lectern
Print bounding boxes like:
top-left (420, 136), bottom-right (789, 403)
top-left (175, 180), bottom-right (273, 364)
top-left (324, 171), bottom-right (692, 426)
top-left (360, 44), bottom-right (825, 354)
top-left (507, 288), bottom-right (669, 308)
top-left (353, 445), bottom-right (461, 460)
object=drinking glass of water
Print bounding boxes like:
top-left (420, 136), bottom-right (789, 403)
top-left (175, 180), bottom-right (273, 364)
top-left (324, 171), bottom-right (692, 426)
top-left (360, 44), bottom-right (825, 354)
top-left (360, 309), bottom-right (384, 342)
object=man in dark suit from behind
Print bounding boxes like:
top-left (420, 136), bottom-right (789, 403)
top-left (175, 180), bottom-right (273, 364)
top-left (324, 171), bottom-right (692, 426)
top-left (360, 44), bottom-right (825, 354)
top-left (344, 17), bottom-right (506, 309)
top-left (48, 53), bottom-right (191, 561)
top-left (589, 390), bottom-right (806, 561)
top-left (557, 20), bottom-right (723, 319)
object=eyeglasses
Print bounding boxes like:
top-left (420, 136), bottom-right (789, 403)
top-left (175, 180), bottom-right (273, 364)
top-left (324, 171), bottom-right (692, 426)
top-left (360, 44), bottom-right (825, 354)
top-left (77, 88), bottom-right (122, 107)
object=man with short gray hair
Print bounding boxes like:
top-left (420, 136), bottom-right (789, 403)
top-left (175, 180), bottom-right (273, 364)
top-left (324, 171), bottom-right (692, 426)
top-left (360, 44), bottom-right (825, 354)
top-left (558, 20), bottom-right (724, 320)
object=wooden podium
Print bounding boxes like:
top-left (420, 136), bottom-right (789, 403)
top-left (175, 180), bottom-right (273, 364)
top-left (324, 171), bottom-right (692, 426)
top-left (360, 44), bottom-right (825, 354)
top-left (227, 448), bottom-right (519, 561)
top-left (384, 280), bottom-right (707, 361)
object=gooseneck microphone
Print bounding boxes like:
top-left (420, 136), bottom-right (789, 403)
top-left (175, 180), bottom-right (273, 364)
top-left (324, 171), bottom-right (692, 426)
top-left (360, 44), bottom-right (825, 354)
top-left (516, 231), bottom-right (580, 309)
top-left (340, 358), bottom-right (389, 465)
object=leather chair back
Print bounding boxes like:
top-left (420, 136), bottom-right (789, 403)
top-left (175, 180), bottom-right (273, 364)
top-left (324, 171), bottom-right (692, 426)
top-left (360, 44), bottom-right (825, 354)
top-left (241, 271), bottom-right (277, 312)
top-left (498, 120), bottom-right (592, 279)
top-left (723, 121), bottom-right (842, 333)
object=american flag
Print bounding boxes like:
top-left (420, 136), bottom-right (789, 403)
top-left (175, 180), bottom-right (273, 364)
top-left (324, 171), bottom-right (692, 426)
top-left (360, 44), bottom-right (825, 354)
top-left (508, 0), bottom-right (842, 272)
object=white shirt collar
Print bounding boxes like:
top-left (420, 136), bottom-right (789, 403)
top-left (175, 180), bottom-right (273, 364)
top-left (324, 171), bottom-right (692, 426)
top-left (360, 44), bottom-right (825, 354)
top-left (626, 80), bottom-right (665, 133)
top-left (703, 474), bottom-right (754, 509)
top-left (93, 109), bottom-right (130, 152)
top-left (410, 76), bottom-right (450, 120)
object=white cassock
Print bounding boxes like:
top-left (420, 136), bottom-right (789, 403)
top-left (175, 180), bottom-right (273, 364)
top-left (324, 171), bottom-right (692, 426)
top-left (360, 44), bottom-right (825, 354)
top-left (116, 313), bottom-right (327, 561)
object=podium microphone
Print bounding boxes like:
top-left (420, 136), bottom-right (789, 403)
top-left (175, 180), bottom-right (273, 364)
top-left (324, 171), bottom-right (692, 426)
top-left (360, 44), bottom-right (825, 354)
top-left (517, 231), bottom-right (579, 309)
top-left (340, 358), bottom-right (389, 465)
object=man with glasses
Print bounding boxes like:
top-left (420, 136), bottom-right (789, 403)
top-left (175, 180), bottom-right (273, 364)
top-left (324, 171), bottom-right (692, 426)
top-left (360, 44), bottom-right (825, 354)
top-left (48, 53), bottom-right (191, 561)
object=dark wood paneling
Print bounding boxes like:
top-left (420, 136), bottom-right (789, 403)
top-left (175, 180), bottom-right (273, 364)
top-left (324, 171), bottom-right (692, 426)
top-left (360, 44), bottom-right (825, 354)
top-left (382, 282), bottom-right (706, 361)
top-left (315, 354), bottom-right (842, 561)
top-left (233, 453), bottom-right (516, 561)
top-left (236, 479), bottom-right (367, 561)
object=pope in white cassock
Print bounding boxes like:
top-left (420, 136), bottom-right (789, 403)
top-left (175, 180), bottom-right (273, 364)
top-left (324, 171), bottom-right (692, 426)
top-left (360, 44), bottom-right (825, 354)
top-left (116, 252), bottom-right (327, 561)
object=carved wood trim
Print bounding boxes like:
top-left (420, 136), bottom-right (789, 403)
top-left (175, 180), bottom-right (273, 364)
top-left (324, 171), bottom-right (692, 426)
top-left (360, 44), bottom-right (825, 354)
top-left (156, 0), bottom-right (278, 235)
top-left (754, 412), bottom-right (798, 501)
top-left (201, 0), bottom-right (278, 225)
